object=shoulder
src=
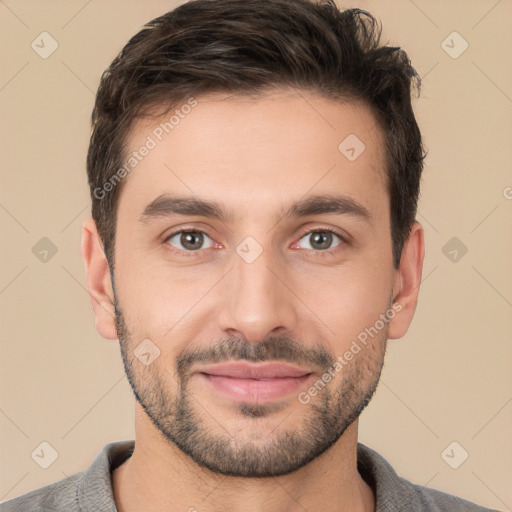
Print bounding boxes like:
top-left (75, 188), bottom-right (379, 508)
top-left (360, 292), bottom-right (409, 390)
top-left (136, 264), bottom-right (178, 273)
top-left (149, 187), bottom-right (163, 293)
top-left (356, 443), bottom-right (500, 512)
top-left (0, 440), bottom-right (133, 512)
top-left (400, 476), bottom-right (500, 511)
top-left (0, 472), bottom-right (83, 512)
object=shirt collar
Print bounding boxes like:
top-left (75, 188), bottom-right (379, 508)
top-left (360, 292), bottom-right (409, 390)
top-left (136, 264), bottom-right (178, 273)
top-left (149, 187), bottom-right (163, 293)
top-left (76, 439), bottom-right (414, 511)
top-left (76, 439), bottom-right (134, 511)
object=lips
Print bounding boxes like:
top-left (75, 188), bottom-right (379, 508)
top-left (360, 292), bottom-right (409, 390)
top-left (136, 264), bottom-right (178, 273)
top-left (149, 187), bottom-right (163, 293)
top-left (196, 361), bottom-right (312, 379)
top-left (194, 361), bottom-right (315, 403)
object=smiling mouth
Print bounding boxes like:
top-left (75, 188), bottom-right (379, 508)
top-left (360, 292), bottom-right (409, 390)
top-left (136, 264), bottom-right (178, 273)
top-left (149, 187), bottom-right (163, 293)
top-left (194, 361), bottom-right (315, 404)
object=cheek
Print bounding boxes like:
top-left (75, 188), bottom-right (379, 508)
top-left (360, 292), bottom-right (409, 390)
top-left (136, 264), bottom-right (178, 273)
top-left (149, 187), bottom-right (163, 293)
top-left (305, 261), bottom-right (393, 347)
top-left (114, 250), bottom-right (214, 342)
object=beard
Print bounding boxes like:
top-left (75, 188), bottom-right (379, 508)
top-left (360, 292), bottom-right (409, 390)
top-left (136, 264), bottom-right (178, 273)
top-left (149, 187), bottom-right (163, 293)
top-left (114, 294), bottom-right (388, 478)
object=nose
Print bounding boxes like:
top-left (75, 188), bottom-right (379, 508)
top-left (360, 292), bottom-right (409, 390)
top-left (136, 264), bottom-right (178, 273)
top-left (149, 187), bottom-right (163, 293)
top-left (216, 240), bottom-right (298, 344)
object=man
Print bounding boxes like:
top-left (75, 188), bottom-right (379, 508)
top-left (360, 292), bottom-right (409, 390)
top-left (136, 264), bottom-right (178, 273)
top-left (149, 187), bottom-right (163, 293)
top-left (1, 0), bottom-right (499, 511)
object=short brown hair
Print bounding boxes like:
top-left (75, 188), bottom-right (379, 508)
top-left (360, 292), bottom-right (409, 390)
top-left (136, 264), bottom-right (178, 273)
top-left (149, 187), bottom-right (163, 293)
top-left (86, 0), bottom-right (426, 270)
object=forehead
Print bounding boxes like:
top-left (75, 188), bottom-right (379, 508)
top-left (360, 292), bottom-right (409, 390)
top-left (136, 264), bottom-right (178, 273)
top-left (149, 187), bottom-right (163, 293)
top-left (118, 90), bottom-right (388, 224)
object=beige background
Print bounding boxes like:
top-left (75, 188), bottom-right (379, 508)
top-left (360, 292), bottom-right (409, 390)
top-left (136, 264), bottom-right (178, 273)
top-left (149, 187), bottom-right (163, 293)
top-left (1, 0), bottom-right (511, 510)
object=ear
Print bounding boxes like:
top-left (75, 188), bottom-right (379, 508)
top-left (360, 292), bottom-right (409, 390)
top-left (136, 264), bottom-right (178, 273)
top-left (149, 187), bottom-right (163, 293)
top-left (387, 221), bottom-right (425, 339)
top-left (80, 217), bottom-right (118, 340)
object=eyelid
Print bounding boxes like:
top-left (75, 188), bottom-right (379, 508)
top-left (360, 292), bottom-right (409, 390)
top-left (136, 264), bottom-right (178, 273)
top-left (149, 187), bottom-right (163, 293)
top-left (295, 225), bottom-right (349, 244)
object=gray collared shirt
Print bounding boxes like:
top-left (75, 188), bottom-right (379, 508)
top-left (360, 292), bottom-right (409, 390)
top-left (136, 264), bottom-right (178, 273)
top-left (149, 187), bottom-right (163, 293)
top-left (0, 440), bottom-right (499, 511)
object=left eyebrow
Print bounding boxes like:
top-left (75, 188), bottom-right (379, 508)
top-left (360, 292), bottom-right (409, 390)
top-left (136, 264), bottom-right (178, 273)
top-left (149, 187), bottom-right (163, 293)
top-left (281, 193), bottom-right (372, 224)
top-left (139, 192), bottom-right (372, 225)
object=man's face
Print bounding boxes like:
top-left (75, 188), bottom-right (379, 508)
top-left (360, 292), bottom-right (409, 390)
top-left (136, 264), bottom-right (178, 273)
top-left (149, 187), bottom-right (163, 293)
top-left (112, 90), bottom-right (398, 477)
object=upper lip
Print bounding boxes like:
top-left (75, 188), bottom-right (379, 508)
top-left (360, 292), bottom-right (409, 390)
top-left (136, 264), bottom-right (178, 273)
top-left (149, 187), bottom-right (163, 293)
top-left (196, 361), bottom-right (313, 379)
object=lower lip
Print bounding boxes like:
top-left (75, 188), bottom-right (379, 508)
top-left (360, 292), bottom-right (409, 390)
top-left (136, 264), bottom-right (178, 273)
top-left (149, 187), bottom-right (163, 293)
top-left (198, 373), bottom-right (314, 403)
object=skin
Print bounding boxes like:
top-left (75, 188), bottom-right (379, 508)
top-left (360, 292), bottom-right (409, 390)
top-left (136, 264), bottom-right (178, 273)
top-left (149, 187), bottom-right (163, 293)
top-left (81, 89), bottom-right (424, 512)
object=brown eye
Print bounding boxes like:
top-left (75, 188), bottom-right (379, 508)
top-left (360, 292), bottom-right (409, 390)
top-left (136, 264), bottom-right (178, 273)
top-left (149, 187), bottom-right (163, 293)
top-left (166, 230), bottom-right (213, 252)
top-left (297, 230), bottom-right (343, 251)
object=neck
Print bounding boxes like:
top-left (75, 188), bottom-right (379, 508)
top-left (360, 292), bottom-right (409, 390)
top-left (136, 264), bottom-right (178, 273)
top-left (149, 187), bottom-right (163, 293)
top-left (113, 405), bottom-right (375, 512)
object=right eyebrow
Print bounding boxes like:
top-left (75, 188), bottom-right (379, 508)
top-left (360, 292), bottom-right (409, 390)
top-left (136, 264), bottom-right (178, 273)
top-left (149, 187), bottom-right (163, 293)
top-left (139, 194), bottom-right (232, 223)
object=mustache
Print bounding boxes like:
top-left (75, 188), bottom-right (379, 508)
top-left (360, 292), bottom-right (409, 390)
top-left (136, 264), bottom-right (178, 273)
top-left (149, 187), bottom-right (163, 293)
top-left (113, 302), bottom-right (335, 379)
top-left (176, 335), bottom-right (335, 379)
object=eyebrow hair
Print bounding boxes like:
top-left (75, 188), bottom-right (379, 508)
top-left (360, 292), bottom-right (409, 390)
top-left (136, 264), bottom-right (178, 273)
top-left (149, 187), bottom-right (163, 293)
top-left (139, 193), bottom-right (372, 225)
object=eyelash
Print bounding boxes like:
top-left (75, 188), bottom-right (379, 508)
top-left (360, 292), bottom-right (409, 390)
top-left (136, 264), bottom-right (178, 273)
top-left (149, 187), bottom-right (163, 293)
top-left (163, 227), bottom-right (347, 259)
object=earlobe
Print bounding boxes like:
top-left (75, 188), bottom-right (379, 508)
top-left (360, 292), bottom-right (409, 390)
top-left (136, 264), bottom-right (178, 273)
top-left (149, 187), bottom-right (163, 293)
top-left (80, 218), bottom-right (118, 340)
top-left (387, 222), bottom-right (425, 340)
